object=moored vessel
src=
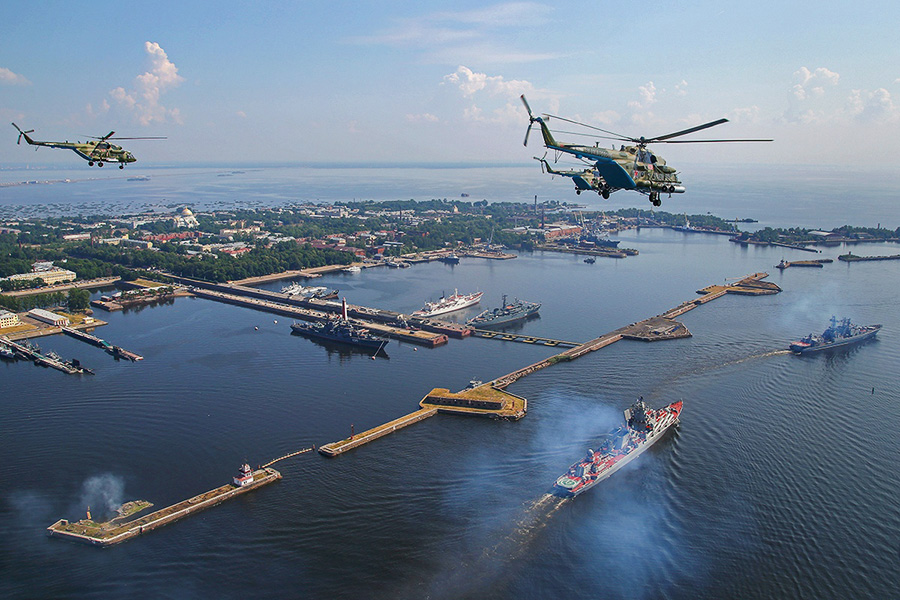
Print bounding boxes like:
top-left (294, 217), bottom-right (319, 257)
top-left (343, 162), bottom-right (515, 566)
top-left (552, 398), bottom-right (682, 498)
top-left (412, 289), bottom-right (483, 317)
top-left (290, 298), bottom-right (387, 350)
top-left (790, 317), bottom-right (881, 354)
top-left (466, 295), bottom-right (540, 329)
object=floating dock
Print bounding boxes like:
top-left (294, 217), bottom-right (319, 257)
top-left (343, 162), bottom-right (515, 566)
top-left (469, 329), bottom-right (579, 347)
top-left (47, 468), bottom-right (281, 547)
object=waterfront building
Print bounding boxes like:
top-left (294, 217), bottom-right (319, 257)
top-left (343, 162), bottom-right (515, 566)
top-left (0, 309), bottom-right (20, 329)
top-left (1, 267), bottom-right (76, 285)
top-left (26, 308), bottom-right (70, 327)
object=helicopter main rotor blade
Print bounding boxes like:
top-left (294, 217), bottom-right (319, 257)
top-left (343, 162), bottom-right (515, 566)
top-left (543, 113), bottom-right (632, 142)
top-left (520, 95), bottom-right (534, 119)
top-left (550, 129), bottom-right (627, 142)
top-left (655, 138), bottom-right (773, 143)
top-left (647, 118), bottom-right (728, 143)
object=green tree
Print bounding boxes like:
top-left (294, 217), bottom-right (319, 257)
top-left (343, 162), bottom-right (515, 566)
top-left (67, 288), bottom-right (91, 311)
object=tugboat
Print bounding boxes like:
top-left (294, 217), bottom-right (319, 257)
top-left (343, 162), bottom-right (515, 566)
top-left (552, 398), bottom-right (683, 498)
top-left (790, 316), bottom-right (881, 354)
top-left (466, 295), bottom-right (540, 329)
top-left (291, 298), bottom-right (387, 350)
top-left (412, 289), bottom-right (483, 317)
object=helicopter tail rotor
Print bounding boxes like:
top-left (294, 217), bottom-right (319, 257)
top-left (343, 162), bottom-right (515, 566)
top-left (521, 95), bottom-right (542, 146)
top-left (12, 123), bottom-right (35, 145)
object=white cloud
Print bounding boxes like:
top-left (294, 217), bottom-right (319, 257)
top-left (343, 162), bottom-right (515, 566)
top-left (86, 99), bottom-right (111, 118)
top-left (792, 66), bottom-right (839, 100)
top-left (406, 113), bottom-right (439, 123)
top-left (236, 111), bottom-right (247, 118)
top-left (109, 42), bottom-right (184, 126)
top-left (627, 81), bottom-right (657, 109)
top-left (728, 106), bottom-right (761, 122)
top-left (443, 65), bottom-right (533, 98)
top-left (349, 3), bottom-right (559, 65)
top-left (442, 66), bottom-right (536, 125)
top-left (675, 80), bottom-right (688, 97)
top-left (847, 88), bottom-right (898, 122)
top-left (0, 66), bottom-right (31, 85)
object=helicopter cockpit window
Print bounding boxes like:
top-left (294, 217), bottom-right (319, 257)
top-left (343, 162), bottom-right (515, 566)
top-left (637, 149), bottom-right (653, 163)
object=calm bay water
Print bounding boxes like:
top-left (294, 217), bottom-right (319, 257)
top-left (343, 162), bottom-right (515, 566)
top-left (2, 169), bottom-right (900, 599)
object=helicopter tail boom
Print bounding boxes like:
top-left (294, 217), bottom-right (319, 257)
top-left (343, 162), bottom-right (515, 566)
top-left (11, 123), bottom-right (38, 146)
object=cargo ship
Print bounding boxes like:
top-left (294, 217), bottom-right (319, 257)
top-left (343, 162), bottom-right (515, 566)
top-left (412, 289), bottom-right (483, 317)
top-left (466, 295), bottom-right (540, 329)
top-left (290, 298), bottom-right (387, 350)
top-left (552, 398), bottom-right (682, 498)
top-left (790, 317), bottom-right (881, 354)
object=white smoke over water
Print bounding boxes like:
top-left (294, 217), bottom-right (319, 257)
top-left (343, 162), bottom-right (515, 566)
top-left (77, 473), bottom-right (125, 520)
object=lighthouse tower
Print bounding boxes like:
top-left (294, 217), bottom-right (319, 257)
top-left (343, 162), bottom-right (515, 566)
top-left (233, 463), bottom-right (254, 487)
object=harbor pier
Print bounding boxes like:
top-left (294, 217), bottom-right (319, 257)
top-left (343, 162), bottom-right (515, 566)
top-left (319, 272), bottom-right (780, 455)
top-left (47, 467), bottom-right (281, 547)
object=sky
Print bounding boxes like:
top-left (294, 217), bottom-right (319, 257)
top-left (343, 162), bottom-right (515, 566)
top-left (2, 1), bottom-right (899, 168)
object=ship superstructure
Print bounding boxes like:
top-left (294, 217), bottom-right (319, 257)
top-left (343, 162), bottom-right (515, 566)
top-left (467, 295), bottom-right (540, 329)
top-left (412, 289), bottom-right (483, 317)
top-left (790, 317), bottom-right (881, 354)
top-left (552, 398), bottom-right (682, 498)
top-left (290, 298), bottom-right (387, 350)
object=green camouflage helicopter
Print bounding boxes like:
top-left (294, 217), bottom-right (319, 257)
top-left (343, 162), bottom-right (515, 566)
top-left (521, 95), bottom-right (771, 206)
top-left (534, 156), bottom-right (607, 196)
top-left (12, 123), bottom-right (164, 168)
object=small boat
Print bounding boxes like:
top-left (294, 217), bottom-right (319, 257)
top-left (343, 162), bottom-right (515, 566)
top-left (584, 257), bottom-right (596, 264)
top-left (343, 265), bottom-right (361, 273)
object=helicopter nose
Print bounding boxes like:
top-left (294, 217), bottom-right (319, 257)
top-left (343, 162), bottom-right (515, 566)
top-left (126, 152), bottom-right (136, 162)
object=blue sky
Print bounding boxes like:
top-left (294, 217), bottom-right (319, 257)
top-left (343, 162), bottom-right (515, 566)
top-left (2, 1), bottom-right (899, 167)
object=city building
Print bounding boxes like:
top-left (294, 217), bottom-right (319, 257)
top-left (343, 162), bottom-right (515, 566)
top-left (27, 308), bottom-right (70, 327)
top-left (0, 309), bottom-right (20, 329)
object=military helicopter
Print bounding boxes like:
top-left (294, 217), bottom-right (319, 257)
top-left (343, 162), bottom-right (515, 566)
top-left (521, 96), bottom-right (771, 206)
top-left (12, 123), bottom-right (165, 168)
top-left (534, 156), bottom-right (607, 196)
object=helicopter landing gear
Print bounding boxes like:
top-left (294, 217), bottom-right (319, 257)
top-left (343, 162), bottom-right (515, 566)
top-left (119, 164), bottom-right (124, 169)
top-left (88, 161), bottom-right (94, 166)
top-left (601, 188), bottom-right (610, 200)
top-left (97, 162), bottom-right (104, 167)
top-left (649, 192), bottom-right (661, 207)
top-left (575, 189), bottom-right (582, 195)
